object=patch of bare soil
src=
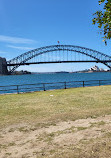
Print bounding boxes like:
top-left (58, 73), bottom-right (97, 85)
top-left (0, 115), bottom-right (111, 158)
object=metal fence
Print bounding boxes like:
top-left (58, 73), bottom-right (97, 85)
top-left (0, 79), bottom-right (111, 94)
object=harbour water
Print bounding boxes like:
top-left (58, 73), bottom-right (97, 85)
top-left (0, 72), bottom-right (111, 86)
top-left (0, 72), bottom-right (111, 94)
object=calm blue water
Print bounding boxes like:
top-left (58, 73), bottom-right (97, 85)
top-left (0, 72), bottom-right (111, 93)
top-left (0, 72), bottom-right (111, 86)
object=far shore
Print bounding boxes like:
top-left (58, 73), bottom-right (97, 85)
top-left (31, 70), bottom-right (110, 74)
top-left (0, 70), bottom-right (111, 76)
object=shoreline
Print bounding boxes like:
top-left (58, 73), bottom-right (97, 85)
top-left (0, 71), bottom-right (110, 76)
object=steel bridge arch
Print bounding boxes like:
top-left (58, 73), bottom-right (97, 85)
top-left (7, 45), bottom-right (111, 73)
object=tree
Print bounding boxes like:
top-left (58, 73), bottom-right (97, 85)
top-left (92, 0), bottom-right (111, 44)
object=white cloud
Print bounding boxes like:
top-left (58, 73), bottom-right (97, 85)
top-left (7, 45), bottom-right (35, 51)
top-left (0, 35), bottom-right (36, 44)
top-left (0, 50), bottom-right (8, 54)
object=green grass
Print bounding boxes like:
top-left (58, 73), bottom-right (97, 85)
top-left (0, 85), bottom-right (111, 128)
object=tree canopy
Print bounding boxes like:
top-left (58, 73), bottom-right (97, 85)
top-left (92, 0), bottom-right (111, 44)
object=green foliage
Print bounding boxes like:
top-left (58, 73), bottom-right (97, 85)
top-left (92, 0), bottom-right (111, 44)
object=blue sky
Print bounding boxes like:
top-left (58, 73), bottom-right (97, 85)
top-left (0, 0), bottom-right (111, 72)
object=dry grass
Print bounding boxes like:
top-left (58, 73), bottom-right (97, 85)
top-left (0, 85), bottom-right (111, 158)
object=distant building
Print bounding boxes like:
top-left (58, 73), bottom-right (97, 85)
top-left (75, 65), bottom-right (108, 73)
top-left (99, 68), bottom-right (104, 71)
top-left (90, 65), bottom-right (100, 71)
top-left (89, 65), bottom-right (108, 72)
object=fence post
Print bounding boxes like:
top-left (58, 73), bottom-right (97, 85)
top-left (17, 85), bottom-right (19, 94)
top-left (64, 82), bottom-right (66, 89)
top-left (99, 80), bottom-right (101, 86)
top-left (43, 83), bottom-right (46, 91)
top-left (83, 81), bottom-right (85, 87)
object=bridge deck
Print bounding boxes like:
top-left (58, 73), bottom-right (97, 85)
top-left (7, 60), bottom-right (111, 66)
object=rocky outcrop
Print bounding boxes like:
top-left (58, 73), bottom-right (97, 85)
top-left (0, 57), bottom-right (8, 75)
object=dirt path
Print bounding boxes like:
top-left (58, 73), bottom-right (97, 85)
top-left (0, 115), bottom-right (111, 158)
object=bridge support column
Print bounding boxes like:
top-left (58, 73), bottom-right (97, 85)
top-left (0, 57), bottom-right (8, 75)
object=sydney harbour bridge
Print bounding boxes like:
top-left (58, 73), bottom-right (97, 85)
top-left (1, 45), bottom-right (111, 74)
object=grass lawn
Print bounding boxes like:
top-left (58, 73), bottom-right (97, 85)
top-left (0, 85), bottom-right (111, 158)
top-left (0, 85), bottom-right (111, 128)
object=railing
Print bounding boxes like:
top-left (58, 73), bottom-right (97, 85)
top-left (0, 79), bottom-right (111, 94)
